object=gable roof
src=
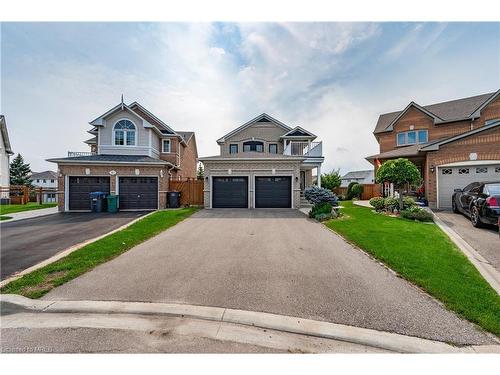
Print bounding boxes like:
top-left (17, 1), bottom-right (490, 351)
top-left (0, 115), bottom-right (14, 155)
top-left (374, 91), bottom-right (498, 134)
top-left (341, 170), bottom-right (373, 180)
top-left (217, 113), bottom-right (292, 143)
top-left (177, 131), bottom-right (195, 143)
top-left (281, 126), bottom-right (317, 139)
top-left (29, 170), bottom-right (58, 180)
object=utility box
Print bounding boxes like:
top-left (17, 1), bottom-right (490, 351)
top-left (90, 192), bottom-right (108, 213)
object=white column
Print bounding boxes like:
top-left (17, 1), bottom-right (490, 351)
top-left (317, 165), bottom-right (321, 188)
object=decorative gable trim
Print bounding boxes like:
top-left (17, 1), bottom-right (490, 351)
top-left (216, 113), bottom-right (292, 144)
top-left (89, 102), bottom-right (153, 128)
top-left (469, 89), bottom-right (500, 119)
top-left (281, 126), bottom-right (316, 139)
top-left (384, 102), bottom-right (442, 132)
top-left (420, 120), bottom-right (500, 151)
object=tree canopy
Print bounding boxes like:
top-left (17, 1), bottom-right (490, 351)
top-left (320, 169), bottom-right (341, 191)
top-left (10, 153), bottom-right (33, 186)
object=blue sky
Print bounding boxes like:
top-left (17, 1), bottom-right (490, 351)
top-left (1, 22), bottom-right (499, 173)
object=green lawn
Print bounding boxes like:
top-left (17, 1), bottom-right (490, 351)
top-left (326, 201), bottom-right (500, 337)
top-left (0, 202), bottom-right (57, 215)
top-left (1, 207), bottom-right (198, 299)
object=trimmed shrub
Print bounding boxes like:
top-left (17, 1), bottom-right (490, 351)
top-left (384, 197), bottom-right (399, 212)
top-left (349, 183), bottom-right (364, 199)
top-left (369, 197), bottom-right (385, 211)
top-left (314, 212), bottom-right (333, 222)
top-left (403, 196), bottom-right (417, 210)
top-left (304, 186), bottom-right (338, 206)
top-left (309, 202), bottom-right (332, 219)
top-left (400, 206), bottom-right (434, 222)
top-left (346, 181), bottom-right (357, 197)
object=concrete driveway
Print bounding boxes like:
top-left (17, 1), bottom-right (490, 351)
top-left (1, 212), bottom-right (146, 280)
top-left (44, 209), bottom-right (494, 345)
top-left (435, 210), bottom-right (499, 271)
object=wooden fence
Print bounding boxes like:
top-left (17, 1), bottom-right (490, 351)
top-left (169, 178), bottom-right (204, 206)
top-left (333, 184), bottom-right (381, 200)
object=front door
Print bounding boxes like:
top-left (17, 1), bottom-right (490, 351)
top-left (300, 171), bottom-right (306, 191)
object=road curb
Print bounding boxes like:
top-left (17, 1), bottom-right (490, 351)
top-left (0, 211), bottom-right (157, 288)
top-left (2, 294), bottom-right (498, 353)
top-left (0, 207), bottom-right (59, 224)
top-left (430, 210), bottom-right (500, 295)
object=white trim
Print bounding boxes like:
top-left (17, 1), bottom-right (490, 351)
top-left (162, 139), bottom-right (171, 153)
top-left (439, 160), bottom-right (500, 167)
top-left (113, 118), bottom-right (137, 147)
top-left (64, 175), bottom-right (69, 212)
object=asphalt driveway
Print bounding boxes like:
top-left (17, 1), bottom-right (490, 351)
top-left (435, 210), bottom-right (499, 271)
top-left (44, 209), bottom-right (494, 345)
top-left (1, 212), bottom-right (146, 280)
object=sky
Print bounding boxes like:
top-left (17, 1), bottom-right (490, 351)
top-left (1, 22), bottom-right (499, 175)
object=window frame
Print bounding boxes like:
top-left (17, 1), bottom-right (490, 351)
top-left (229, 144), bottom-right (238, 154)
top-left (269, 143), bottom-right (278, 154)
top-left (397, 129), bottom-right (428, 146)
top-left (113, 119), bottom-right (137, 147)
top-left (242, 140), bottom-right (264, 153)
top-left (162, 139), bottom-right (171, 153)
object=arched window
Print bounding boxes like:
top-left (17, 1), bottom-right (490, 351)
top-left (243, 141), bottom-right (264, 152)
top-left (114, 119), bottom-right (136, 146)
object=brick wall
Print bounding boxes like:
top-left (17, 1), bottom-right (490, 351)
top-left (425, 126), bottom-right (500, 207)
top-left (178, 135), bottom-right (198, 179)
top-left (202, 159), bottom-right (302, 209)
top-left (56, 164), bottom-right (169, 211)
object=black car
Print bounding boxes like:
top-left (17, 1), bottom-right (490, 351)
top-left (452, 181), bottom-right (500, 227)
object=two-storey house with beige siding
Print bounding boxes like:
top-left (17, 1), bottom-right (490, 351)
top-left (48, 100), bottom-right (198, 211)
top-left (200, 113), bottom-right (324, 209)
top-left (366, 90), bottom-right (500, 209)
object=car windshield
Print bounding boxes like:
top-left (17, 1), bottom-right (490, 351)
top-left (485, 183), bottom-right (500, 195)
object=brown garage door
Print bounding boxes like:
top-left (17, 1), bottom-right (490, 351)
top-left (69, 176), bottom-right (110, 210)
top-left (118, 177), bottom-right (158, 210)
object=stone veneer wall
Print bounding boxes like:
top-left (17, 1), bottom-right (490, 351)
top-left (56, 164), bottom-right (169, 211)
top-left (202, 159), bottom-right (302, 209)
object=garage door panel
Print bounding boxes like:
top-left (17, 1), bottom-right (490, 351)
top-left (255, 176), bottom-right (291, 208)
top-left (438, 164), bottom-right (500, 209)
top-left (119, 177), bottom-right (158, 210)
top-left (213, 177), bottom-right (248, 208)
top-left (69, 176), bottom-right (110, 210)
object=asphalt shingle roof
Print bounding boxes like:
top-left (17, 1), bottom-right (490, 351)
top-left (374, 92), bottom-right (496, 134)
top-left (29, 170), bottom-right (58, 180)
top-left (341, 170), bottom-right (373, 179)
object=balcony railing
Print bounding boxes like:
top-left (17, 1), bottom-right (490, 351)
top-left (283, 141), bottom-right (322, 157)
top-left (67, 151), bottom-right (96, 157)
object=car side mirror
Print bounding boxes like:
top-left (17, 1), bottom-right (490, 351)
top-left (454, 188), bottom-right (463, 193)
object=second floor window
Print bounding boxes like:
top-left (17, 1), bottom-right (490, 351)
top-left (114, 119), bottom-right (136, 146)
top-left (162, 139), bottom-right (171, 153)
top-left (269, 144), bottom-right (278, 154)
top-left (229, 144), bottom-right (238, 154)
top-left (397, 130), bottom-right (428, 146)
top-left (243, 141), bottom-right (264, 152)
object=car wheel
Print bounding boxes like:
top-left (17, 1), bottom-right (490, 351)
top-left (470, 206), bottom-right (483, 228)
top-left (452, 199), bottom-right (460, 213)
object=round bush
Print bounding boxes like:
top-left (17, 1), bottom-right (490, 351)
top-left (369, 197), bottom-right (385, 211)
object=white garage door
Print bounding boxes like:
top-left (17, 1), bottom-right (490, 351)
top-left (438, 162), bottom-right (500, 209)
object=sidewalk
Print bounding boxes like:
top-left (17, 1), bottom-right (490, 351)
top-left (2, 295), bottom-right (498, 353)
top-left (0, 207), bottom-right (58, 223)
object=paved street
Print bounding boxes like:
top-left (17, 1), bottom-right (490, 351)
top-left (435, 210), bottom-right (499, 271)
top-left (1, 211), bottom-right (146, 279)
top-left (44, 209), bottom-right (493, 345)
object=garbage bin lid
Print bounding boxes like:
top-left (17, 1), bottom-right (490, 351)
top-left (90, 191), bottom-right (108, 197)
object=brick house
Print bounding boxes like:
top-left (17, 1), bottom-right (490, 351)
top-left (200, 113), bottom-right (324, 209)
top-left (48, 100), bottom-right (198, 211)
top-left (366, 90), bottom-right (500, 209)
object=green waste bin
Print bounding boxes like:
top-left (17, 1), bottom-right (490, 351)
top-left (107, 194), bottom-right (119, 213)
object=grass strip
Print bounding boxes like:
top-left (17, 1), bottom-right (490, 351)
top-left (0, 202), bottom-right (57, 215)
top-left (326, 201), bottom-right (500, 337)
top-left (1, 207), bottom-right (198, 298)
